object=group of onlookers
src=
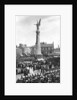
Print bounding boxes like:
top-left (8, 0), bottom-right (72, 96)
top-left (16, 57), bottom-right (60, 83)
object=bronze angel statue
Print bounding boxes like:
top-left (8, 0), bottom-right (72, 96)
top-left (35, 19), bottom-right (41, 30)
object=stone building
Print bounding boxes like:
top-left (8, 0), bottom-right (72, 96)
top-left (16, 47), bottom-right (23, 57)
top-left (53, 47), bottom-right (60, 56)
top-left (30, 42), bottom-right (54, 55)
top-left (16, 44), bottom-right (31, 56)
top-left (54, 48), bottom-right (60, 54)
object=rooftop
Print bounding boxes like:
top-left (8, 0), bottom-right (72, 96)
top-left (31, 42), bottom-right (54, 48)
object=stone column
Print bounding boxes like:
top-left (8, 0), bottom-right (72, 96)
top-left (36, 29), bottom-right (41, 55)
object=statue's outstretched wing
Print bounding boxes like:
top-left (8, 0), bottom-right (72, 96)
top-left (35, 19), bottom-right (41, 27)
top-left (39, 19), bottom-right (41, 25)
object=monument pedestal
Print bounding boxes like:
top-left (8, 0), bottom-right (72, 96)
top-left (35, 54), bottom-right (44, 60)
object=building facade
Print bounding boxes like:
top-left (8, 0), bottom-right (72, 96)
top-left (53, 48), bottom-right (60, 56)
top-left (30, 42), bottom-right (54, 55)
top-left (16, 48), bottom-right (23, 57)
top-left (16, 44), bottom-right (31, 56)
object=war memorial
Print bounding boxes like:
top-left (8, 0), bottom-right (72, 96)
top-left (16, 19), bottom-right (60, 83)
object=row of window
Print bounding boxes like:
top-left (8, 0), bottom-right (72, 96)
top-left (41, 47), bottom-right (53, 50)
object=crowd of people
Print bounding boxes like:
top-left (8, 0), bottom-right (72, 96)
top-left (16, 57), bottom-right (60, 83)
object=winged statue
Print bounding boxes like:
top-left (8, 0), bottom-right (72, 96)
top-left (35, 19), bottom-right (41, 30)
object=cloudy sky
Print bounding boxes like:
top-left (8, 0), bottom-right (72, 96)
top-left (16, 15), bottom-right (60, 48)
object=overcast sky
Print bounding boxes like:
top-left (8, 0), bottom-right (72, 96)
top-left (16, 15), bottom-right (60, 48)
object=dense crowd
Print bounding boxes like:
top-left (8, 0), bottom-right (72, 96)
top-left (16, 57), bottom-right (60, 83)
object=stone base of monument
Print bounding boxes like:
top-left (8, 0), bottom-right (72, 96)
top-left (35, 54), bottom-right (45, 61)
